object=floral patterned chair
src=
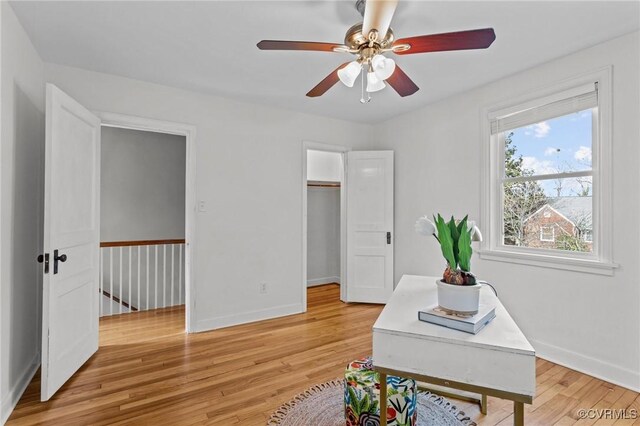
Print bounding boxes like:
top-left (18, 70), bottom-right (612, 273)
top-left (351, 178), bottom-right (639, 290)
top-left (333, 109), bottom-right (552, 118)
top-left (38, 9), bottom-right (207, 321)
top-left (344, 357), bottom-right (418, 426)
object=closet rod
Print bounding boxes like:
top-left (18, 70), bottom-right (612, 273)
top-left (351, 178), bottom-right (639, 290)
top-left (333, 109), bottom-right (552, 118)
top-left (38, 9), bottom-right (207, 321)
top-left (307, 180), bottom-right (341, 188)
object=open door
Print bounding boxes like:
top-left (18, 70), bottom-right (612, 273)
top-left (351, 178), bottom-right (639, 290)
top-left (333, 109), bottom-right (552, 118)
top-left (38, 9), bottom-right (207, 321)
top-left (40, 84), bottom-right (101, 401)
top-left (345, 151), bottom-right (394, 303)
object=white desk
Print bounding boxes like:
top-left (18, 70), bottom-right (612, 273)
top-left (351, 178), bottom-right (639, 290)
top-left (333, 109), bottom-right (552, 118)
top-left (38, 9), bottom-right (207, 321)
top-left (372, 275), bottom-right (535, 426)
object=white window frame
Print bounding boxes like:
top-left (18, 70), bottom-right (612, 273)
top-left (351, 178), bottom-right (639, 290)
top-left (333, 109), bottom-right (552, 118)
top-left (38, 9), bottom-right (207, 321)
top-left (540, 226), bottom-right (555, 242)
top-left (479, 67), bottom-right (617, 275)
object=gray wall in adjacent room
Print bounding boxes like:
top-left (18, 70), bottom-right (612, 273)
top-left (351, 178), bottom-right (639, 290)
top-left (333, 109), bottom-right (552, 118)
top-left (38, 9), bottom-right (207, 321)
top-left (307, 187), bottom-right (340, 285)
top-left (101, 126), bottom-right (186, 241)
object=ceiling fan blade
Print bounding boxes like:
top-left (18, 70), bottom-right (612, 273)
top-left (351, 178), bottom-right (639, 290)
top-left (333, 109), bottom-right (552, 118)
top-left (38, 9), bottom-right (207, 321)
top-left (257, 40), bottom-right (345, 52)
top-left (386, 65), bottom-right (419, 97)
top-left (393, 28), bottom-right (496, 55)
top-left (362, 0), bottom-right (399, 40)
top-left (306, 63), bottom-right (350, 98)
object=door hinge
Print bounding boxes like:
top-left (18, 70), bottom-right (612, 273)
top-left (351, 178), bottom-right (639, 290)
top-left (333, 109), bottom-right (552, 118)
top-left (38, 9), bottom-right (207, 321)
top-left (387, 232), bottom-right (391, 244)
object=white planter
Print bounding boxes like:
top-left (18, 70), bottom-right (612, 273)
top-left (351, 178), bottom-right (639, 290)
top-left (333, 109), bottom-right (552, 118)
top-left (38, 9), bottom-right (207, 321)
top-left (436, 280), bottom-right (482, 315)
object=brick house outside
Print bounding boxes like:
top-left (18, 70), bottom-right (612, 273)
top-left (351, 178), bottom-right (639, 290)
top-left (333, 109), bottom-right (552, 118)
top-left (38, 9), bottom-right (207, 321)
top-left (522, 196), bottom-right (593, 251)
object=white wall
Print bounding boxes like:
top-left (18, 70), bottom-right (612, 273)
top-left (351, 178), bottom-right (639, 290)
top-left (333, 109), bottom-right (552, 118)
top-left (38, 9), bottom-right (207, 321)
top-left (101, 126), bottom-right (186, 241)
top-left (306, 187), bottom-right (340, 286)
top-left (44, 62), bottom-right (374, 331)
top-left (372, 32), bottom-right (640, 391)
top-left (307, 150), bottom-right (342, 182)
top-left (0, 3), bottom-right (45, 423)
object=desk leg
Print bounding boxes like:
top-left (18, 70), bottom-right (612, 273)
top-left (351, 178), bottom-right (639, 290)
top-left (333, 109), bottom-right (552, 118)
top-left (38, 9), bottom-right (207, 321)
top-left (380, 373), bottom-right (387, 426)
top-left (481, 394), bottom-right (487, 415)
top-left (514, 401), bottom-right (524, 426)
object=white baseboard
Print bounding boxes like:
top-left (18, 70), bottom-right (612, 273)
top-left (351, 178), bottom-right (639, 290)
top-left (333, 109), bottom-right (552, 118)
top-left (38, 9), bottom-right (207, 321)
top-left (530, 338), bottom-right (640, 392)
top-left (194, 303), bottom-right (304, 332)
top-left (307, 276), bottom-right (340, 287)
top-left (1, 354), bottom-right (40, 425)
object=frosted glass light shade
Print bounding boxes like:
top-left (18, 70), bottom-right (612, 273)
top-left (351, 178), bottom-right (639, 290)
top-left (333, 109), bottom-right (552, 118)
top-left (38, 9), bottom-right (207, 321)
top-left (338, 61), bottom-right (362, 87)
top-left (371, 54), bottom-right (396, 81)
top-left (366, 72), bottom-right (386, 92)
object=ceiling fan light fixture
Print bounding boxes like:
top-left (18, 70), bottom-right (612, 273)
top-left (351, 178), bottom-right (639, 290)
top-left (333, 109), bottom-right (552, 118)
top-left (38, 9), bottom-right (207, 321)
top-left (371, 54), bottom-right (396, 81)
top-left (338, 60), bottom-right (362, 87)
top-left (366, 71), bottom-right (386, 92)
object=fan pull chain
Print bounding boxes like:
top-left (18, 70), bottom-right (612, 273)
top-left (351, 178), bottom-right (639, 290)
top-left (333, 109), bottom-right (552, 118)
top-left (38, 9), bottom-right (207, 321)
top-left (360, 67), bottom-right (371, 104)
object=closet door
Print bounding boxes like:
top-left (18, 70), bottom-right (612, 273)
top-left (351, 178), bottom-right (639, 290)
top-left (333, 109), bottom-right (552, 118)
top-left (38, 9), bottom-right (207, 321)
top-left (345, 151), bottom-right (394, 303)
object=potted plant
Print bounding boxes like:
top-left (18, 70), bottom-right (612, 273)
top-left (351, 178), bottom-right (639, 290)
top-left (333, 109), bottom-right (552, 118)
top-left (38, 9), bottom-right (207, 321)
top-left (415, 214), bottom-right (483, 314)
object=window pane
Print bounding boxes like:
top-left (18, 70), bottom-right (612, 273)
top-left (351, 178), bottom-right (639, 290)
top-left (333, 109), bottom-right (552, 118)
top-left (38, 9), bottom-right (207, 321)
top-left (503, 108), bottom-right (593, 178)
top-left (540, 226), bottom-right (554, 241)
top-left (503, 177), bottom-right (592, 253)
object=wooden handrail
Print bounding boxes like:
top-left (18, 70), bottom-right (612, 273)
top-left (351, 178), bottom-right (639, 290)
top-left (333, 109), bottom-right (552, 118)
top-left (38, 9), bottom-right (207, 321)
top-left (100, 239), bottom-right (186, 248)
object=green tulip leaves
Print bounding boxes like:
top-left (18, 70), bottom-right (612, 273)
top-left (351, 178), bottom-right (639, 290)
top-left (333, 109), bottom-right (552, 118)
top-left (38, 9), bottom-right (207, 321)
top-left (434, 214), bottom-right (473, 272)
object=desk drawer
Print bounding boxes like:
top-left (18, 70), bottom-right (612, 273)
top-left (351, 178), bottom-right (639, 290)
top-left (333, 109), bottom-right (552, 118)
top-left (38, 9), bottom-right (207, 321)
top-left (373, 330), bottom-right (536, 398)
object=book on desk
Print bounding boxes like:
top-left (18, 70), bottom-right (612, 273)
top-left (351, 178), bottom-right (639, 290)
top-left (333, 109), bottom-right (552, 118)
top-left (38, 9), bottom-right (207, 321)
top-left (418, 304), bottom-right (496, 334)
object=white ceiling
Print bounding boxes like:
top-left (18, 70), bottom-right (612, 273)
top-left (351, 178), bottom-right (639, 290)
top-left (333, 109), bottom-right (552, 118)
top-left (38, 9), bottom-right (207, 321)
top-left (10, 1), bottom-right (640, 123)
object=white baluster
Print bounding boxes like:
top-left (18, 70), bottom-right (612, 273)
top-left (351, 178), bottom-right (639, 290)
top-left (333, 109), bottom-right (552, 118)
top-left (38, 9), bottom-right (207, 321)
top-left (163, 245), bottom-right (167, 308)
top-left (109, 247), bottom-right (114, 316)
top-left (119, 247), bottom-right (123, 315)
top-left (137, 246), bottom-right (141, 312)
top-left (99, 248), bottom-right (103, 317)
top-left (128, 246), bottom-right (132, 313)
top-left (171, 244), bottom-right (175, 307)
top-left (155, 245), bottom-right (159, 309)
top-left (146, 245), bottom-right (150, 311)
top-left (179, 244), bottom-right (183, 305)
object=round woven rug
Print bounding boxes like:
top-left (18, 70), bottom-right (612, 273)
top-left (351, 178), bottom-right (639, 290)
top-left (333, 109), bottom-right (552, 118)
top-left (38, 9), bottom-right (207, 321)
top-left (267, 379), bottom-right (476, 426)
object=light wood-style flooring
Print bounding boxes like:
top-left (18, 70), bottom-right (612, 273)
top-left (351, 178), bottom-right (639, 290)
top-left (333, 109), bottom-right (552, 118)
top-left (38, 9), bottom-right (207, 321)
top-left (8, 284), bottom-right (639, 425)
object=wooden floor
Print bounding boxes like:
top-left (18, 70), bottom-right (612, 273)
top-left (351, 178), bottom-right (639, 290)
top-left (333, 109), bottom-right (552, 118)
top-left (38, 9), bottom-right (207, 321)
top-left (8, 284), bottom-right (639, 425)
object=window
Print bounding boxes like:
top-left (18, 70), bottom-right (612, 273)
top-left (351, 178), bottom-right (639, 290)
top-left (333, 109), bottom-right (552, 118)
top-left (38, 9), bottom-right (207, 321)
top-left (540, 226), bottom-right (555, 242)
top-left (480, 68), bottom-right (616, 275)
top-left (500, 105), bottom-right (594, 253)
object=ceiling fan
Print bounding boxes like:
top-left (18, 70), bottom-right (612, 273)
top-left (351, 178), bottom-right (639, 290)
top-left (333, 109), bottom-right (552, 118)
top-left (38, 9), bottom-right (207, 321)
top-left (257, 0), bottom-right (496, 101)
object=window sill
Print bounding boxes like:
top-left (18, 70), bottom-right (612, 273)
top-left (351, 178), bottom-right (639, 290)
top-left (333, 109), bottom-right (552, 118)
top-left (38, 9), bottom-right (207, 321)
top-left (478, 249), bottom-right (618, 276)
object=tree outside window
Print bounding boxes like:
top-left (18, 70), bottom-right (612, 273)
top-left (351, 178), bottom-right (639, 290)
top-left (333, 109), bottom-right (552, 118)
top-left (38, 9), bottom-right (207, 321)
top-left (501, 109), bottom-right (594, 253)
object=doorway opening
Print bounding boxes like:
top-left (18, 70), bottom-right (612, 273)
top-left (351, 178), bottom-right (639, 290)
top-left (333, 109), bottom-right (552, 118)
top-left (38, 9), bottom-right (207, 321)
top-left (302, 142), bottom-right (349, 309)
top-left (97, 113), bottom-right (197, 332)
top-left (99, 126), bottom-right (186, 323)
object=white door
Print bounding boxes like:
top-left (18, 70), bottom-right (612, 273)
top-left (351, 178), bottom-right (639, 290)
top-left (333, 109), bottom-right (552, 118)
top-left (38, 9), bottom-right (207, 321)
top-left (345, 151), bottom-right (394, 303)
top-left (41, 84), bottom-right (101, 401)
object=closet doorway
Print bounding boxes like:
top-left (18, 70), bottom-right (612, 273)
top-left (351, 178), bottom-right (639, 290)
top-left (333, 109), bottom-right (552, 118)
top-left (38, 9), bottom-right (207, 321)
top-left (302, 142), bottom-right (348, 308)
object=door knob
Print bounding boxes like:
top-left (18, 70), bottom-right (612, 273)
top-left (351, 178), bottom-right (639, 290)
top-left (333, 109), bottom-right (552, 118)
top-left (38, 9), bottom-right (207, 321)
top-left (53, 249), bottom-right (67, 274)
top-left (37, 253), bottom-right (50, 274)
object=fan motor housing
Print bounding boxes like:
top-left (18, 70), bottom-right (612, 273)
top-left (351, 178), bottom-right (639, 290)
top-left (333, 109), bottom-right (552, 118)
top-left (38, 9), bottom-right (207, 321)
top-left (344, 23), bottom-right (395, 50)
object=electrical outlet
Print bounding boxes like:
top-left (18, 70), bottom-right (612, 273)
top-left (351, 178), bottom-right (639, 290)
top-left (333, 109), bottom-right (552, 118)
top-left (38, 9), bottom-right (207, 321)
top-left (259, 283), bottom-right (268, 294)
top-left (198, 200), bottom-right (207, 212)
